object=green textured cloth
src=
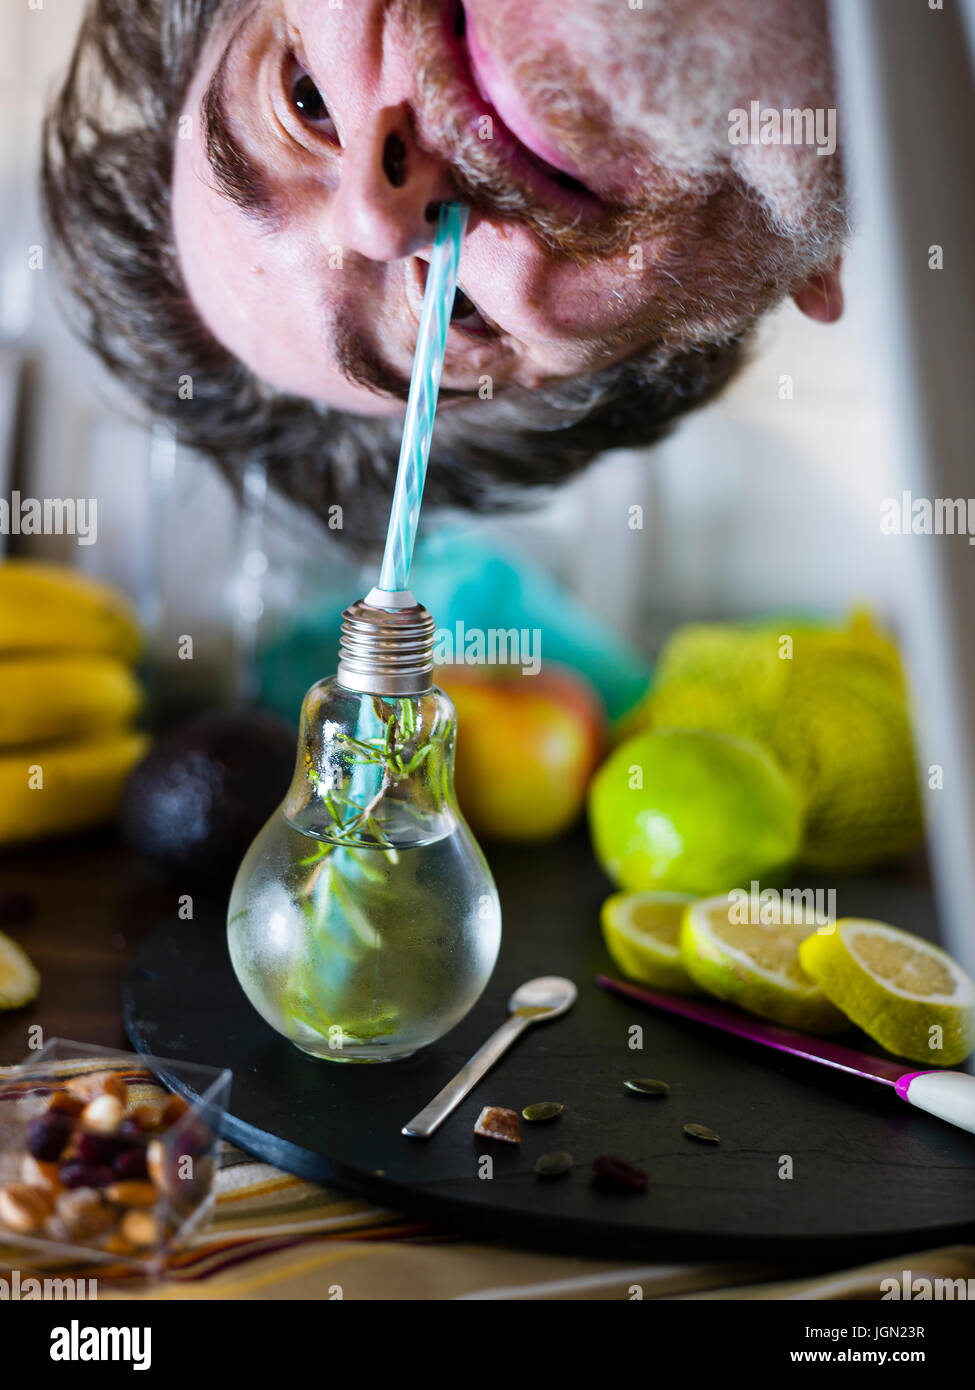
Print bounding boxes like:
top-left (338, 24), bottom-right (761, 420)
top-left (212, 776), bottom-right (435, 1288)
top-left (259, 529), bottom-right (651, 722)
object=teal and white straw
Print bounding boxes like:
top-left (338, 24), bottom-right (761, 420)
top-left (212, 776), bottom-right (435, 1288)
top-left (377, 202), bottom-right (468, 596)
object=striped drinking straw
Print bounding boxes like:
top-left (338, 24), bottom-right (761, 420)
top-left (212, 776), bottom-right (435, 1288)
top-left (376, 202), bottom-right (469, 598)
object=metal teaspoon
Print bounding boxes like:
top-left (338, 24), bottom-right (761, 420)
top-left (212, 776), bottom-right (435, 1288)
top-left (401, 976), bottom-right (578, 1139)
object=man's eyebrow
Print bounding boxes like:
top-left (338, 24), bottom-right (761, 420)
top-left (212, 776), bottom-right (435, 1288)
top-left (332, 311), bottom-right (480, 404)
top-left (200, 12), bottom-right (279, 227)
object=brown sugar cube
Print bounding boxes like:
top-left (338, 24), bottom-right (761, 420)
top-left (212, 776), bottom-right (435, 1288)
top-left (473, 1106), bottom-right (522, 1144)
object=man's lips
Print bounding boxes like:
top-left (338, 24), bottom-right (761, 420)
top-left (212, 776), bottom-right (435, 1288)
top-left (442, 0), bottom-right (597, 206)
top-left (461, 11), bottom-right (588, 187)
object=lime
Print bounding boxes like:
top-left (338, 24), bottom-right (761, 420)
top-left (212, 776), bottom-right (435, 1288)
top-left (679, 894), bottom-right (849, 1033)
top-left (0, 931), bottom-right (39, 1010)
top-left (600, 891), bottom-right (700, 992)
top-left (621, 612), bottom-right (922, 872)
top-left (799, 920), bottom-right (975, 1066)
top-left (588, 729), bottom-right (802, 896)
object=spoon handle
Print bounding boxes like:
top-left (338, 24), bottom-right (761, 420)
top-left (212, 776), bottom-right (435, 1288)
top-left (401, 1013), bottom-right (531, 1139)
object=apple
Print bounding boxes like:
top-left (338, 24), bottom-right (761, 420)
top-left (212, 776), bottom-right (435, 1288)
top-left (435, 663), bottom-right (607, 841)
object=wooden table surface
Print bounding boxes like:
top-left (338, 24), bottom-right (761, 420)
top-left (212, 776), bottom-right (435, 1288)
top-left (0, 831), bottom-right (177, 1065)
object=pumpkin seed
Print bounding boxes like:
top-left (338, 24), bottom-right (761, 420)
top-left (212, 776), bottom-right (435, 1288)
top-left (623, 1078), bottom-right (670, 1096)
top-left (683, 1123), bottom-right (720, 1144)
top-left (522, 1101), bottom-right (564, 1122)
top-left (535, 1151), bottom-right (573, 1178)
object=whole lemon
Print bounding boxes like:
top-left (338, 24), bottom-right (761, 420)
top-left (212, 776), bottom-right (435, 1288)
top-left (588, 729), bottom-right (802, 896)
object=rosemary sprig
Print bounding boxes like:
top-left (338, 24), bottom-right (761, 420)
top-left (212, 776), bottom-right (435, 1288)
top-left (304, 697), bottom-right (427, 855)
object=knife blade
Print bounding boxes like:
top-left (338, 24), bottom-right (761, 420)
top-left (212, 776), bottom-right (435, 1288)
top-left (597, 974), bottom-right (975, 1135)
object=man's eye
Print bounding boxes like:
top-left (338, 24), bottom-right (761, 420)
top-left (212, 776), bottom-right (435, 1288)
top-left (286, 57), bottom-right (336, 137)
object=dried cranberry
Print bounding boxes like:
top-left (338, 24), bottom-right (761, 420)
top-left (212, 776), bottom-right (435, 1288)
top-left (592, 1155), bottom-right (648, 1193)
top-left (76, 1130), bottom-right (124, 1166)
top-left (60, 1161), bottom-right (115, 1190)
top-left (28, 1111), bottom-right (73, 1163)
top-left (112, 1145), bottom-right (149, 1181)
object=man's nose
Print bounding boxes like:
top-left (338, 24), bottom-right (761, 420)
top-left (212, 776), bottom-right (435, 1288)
top-left (330, 103), bottom-right (455, 261)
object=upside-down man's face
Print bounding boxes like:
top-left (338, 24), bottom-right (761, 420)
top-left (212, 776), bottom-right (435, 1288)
top-left (172, 0), bottom-right (846, 418)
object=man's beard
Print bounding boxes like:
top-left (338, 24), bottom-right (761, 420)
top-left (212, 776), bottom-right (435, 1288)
top-left (395, 0), bottom-right (847, 355)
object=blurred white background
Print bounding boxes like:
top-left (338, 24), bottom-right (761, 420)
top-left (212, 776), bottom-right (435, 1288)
top-left (0, 0), bottom-right (908, 676)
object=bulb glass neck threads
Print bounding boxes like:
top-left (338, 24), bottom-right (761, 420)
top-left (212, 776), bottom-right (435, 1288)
top-left (336, 590), bottom-right (436, 697)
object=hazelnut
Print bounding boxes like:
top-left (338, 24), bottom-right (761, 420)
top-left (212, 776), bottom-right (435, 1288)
top-left (80, 1093), bottom-right (124, 1135)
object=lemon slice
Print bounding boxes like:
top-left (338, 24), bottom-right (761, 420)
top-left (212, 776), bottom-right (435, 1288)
top-left (600, 891), bottom-right (700, 993)
top-left (680, 895), bottom-right (849, 1033)
top-left (0, 931), bottom-right (39, 1010)
top-left (799, 920), bottom-right (975, 1066)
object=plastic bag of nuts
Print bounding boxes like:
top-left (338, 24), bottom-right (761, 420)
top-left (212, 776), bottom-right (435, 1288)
top-left (0, 1042), bottom-right (230, 1266)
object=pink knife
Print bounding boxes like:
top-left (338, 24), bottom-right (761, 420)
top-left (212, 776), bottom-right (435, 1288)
top-left (597, 975), bottom-right (975, 1136)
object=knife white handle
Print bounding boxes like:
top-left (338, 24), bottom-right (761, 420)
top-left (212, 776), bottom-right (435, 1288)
top-left (896, 1070), bottom-right (975, 1134)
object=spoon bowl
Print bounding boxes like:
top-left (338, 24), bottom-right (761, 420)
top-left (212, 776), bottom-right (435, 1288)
top-left (509, 976), bottom-right (577, 1020)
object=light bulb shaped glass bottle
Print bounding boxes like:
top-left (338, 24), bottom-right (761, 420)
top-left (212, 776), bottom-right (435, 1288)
top-left (227, 668), bottom-right (501, 1062)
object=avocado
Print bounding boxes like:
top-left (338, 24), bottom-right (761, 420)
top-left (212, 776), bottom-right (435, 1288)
top-left (120, 706), bottom-right (296, 882)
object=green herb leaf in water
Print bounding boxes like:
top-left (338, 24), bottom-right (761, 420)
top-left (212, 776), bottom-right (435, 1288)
top-left (307, 697), bottom-right (432, 853)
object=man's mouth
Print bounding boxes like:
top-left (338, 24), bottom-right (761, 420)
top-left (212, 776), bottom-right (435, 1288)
top-left (410, 255), bottom-right (493, 337)
top-left (442, 0), bottom-right (598, 207)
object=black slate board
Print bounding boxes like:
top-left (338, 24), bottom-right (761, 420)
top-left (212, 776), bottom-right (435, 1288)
top-left (124, 834), bottom-right (975, 1262)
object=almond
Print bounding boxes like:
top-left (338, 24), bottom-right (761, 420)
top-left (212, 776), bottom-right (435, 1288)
top-left (160, 1094), bottom-right (189, 1126)
top-left (120, 1208), bottom-right (159, 1247)
top-left (47, 1090), bottom-right (84, 1117)
top-left (146, 1139), bottom-right (167, 1189)
top-left (0, 1181), bottom-right (53, 1233)
top-left (105, 1181), bottom-right (157, 1208)
top-left (130, 1104), bottom-right (161, 1131)
top-left (100, 1230), bottom-right (137, 1256)
top-left (101, 1074), bottom-right (127, 1102)
top-left (20, 1155), bottom-right (62, 1194)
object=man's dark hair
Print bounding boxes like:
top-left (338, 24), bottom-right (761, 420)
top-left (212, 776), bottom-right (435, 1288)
top-left (42, 0), bottom-right (751, 546)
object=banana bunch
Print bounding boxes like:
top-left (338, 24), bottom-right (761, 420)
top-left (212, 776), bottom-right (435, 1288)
top-left (0, 561), bottom-right (149, 844)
